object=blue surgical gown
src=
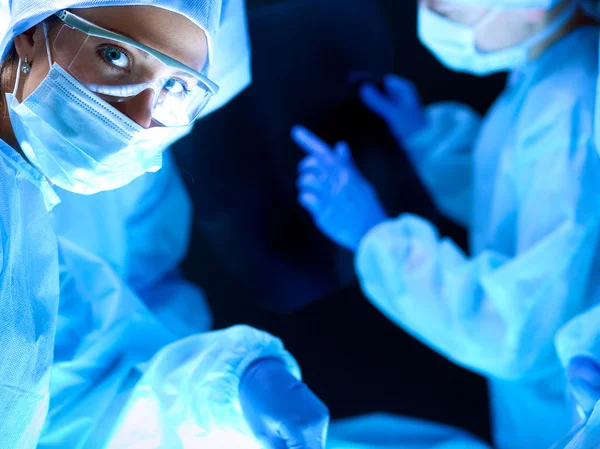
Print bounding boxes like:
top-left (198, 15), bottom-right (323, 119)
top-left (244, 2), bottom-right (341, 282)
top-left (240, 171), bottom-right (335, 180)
top-left (356, 26), bottom-right (600, 449)
top-left (0, 143), bottom-right (302, 448)
top-left (49, 150), bottom-right (212, 340)
top-left (37, 180), bottom-right (302, 449)
top-left (0, 138), bottom-right (59, 449)
top-left (561, 403), bottom-right (600, 449)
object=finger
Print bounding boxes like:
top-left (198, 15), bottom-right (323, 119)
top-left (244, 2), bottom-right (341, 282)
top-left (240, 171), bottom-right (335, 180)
top-left (359, 83), bottom-right (396, 120)
top-left (298, 192), bottom-right (323, 214)
top-left (291, 126), bottom-right (334, 159)
top-left (280, 430), bottom-right (326, 449)
top-left (383, 74), bottom-right (419, 107)
top-left (259, 435), bottom-right (288, 449)
top-left (334, 141), bottom-right (353, 164)
top-left (276, 387), bottom-right (330, 449)
top-left (298, 156), bottom-right (326, 173)
top-left (297, 172), bottom-right (326, 191)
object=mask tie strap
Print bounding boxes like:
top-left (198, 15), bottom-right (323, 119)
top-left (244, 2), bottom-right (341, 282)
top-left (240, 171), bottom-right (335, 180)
top-left (474, 7), bottom-right (503, 32)
top-left (11, 57), bottom-right (23, 96)
top-left (42, 22), bottom-right (53, 69)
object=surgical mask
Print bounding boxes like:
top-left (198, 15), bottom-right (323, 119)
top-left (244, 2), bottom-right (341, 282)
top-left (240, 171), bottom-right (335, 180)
top-left (6, 23), bottom-right (191, 195)
top-left (418, 1), bottom-right (579, 76)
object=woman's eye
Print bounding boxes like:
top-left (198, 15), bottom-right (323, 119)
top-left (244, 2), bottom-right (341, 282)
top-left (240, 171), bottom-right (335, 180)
top-left (102, 47), bottom-right (130, 69)
top-left (163, 78), bottom-right (188, 95)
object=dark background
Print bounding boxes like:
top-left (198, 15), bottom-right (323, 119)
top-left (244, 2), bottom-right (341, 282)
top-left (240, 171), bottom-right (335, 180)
top-left (173, 0), bottom-right (506, 443)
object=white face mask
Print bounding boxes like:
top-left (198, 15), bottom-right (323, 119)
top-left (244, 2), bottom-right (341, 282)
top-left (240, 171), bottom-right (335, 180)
top-left (418, 2), bottom-right (578, 76)
top-left (6, 24), bottom-right (192, 195)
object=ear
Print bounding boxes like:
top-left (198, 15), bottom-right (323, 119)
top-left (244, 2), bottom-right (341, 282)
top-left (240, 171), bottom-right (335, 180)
top-left (524, 8), bottom-right (547, 23)
top-left (12, 27), bottom-right (37, 62)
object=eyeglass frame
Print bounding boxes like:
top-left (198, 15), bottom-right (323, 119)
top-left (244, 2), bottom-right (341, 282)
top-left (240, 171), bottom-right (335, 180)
top-left (54, 9), bottom-right (220, 97)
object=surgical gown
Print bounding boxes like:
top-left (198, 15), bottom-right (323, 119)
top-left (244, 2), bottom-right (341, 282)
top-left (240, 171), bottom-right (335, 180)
top-left (0, 125), bottom-right (300, 449)
top-left (561, 404), bottom-right (600, 449)
top-left (49, 151), bottom-right (212, 340)
top-left (0, 137), bottom-right (302, 449)
top-left (356, 26), bottom-right (600, 449)
top-left (44, 235), bottom-right (300, 448)
top-left (0, 139), bottom-right (59, 449)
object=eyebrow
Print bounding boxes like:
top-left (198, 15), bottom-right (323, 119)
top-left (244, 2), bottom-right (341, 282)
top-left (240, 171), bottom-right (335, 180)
top-left (103, 26), bottom-right (143, 45)
top-left (103, 26), bottom-right (202, 68)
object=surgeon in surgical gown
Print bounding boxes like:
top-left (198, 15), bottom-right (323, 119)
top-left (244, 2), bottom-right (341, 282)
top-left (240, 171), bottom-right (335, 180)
top-left (39, 0), bottom-right (260, 446)
top-left (48, 0), bottom-right (253, 348)
top-left (292, 0), bottom-right (600, 448)
top-left (0, 0), bottom-right (328, 448)
top-left (48, 0), bottom-right (253, 341)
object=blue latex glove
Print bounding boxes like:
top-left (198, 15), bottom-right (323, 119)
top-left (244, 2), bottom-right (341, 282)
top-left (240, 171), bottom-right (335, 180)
top-left (567, 356), bottom-right (600, 418)
top-left (240, 357), bottom-right (329, 449)
top-left (292, 126), bottom-right (388, 252)
top-left (360, 74), bottom-right (427, 144)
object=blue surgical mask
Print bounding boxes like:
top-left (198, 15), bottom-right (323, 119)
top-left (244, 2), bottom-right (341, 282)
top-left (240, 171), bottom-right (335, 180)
top-left (418, 2), bottom-right (578, 76)
top-left (6, 24), bottom-right (192, 195)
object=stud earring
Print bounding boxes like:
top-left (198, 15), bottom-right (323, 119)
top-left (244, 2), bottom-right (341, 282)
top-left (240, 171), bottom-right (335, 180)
top-left (21, 57), bottom-right (31, 74)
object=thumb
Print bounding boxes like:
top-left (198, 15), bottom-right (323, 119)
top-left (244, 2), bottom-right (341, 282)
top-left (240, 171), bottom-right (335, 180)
top-left (334, 141), bottom-right (353, 164)
top-left (360, 83), bottom-right (395, 120)
top-left (384, 74), bottom-right (420, 107)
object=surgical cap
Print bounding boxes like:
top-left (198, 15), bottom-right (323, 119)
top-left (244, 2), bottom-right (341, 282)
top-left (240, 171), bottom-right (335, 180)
top-left (0, 0), bottom-right (8, 44)
top-left (0, 0), bottom-right (222, 61)
top-left (200, 0), bottom-right (251, 116)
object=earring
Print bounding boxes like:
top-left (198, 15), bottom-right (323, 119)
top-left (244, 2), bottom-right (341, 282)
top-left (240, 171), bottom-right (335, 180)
top-left (21, 57), bottom-right (31, 74)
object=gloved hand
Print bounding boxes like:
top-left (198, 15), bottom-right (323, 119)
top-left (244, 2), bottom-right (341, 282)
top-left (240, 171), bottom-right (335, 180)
top-left (360, 74), bottom-right (427, 144)
top-left (292, 126), bottom-right (388, 252)
top-left (567, 356), bottom-right (600, 417)
top-left (240, 357), bottom-right (329, 449)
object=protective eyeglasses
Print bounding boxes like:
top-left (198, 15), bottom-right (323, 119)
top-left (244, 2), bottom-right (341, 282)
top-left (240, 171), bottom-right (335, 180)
top-left (52, 10), bottom-right (220, 127)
